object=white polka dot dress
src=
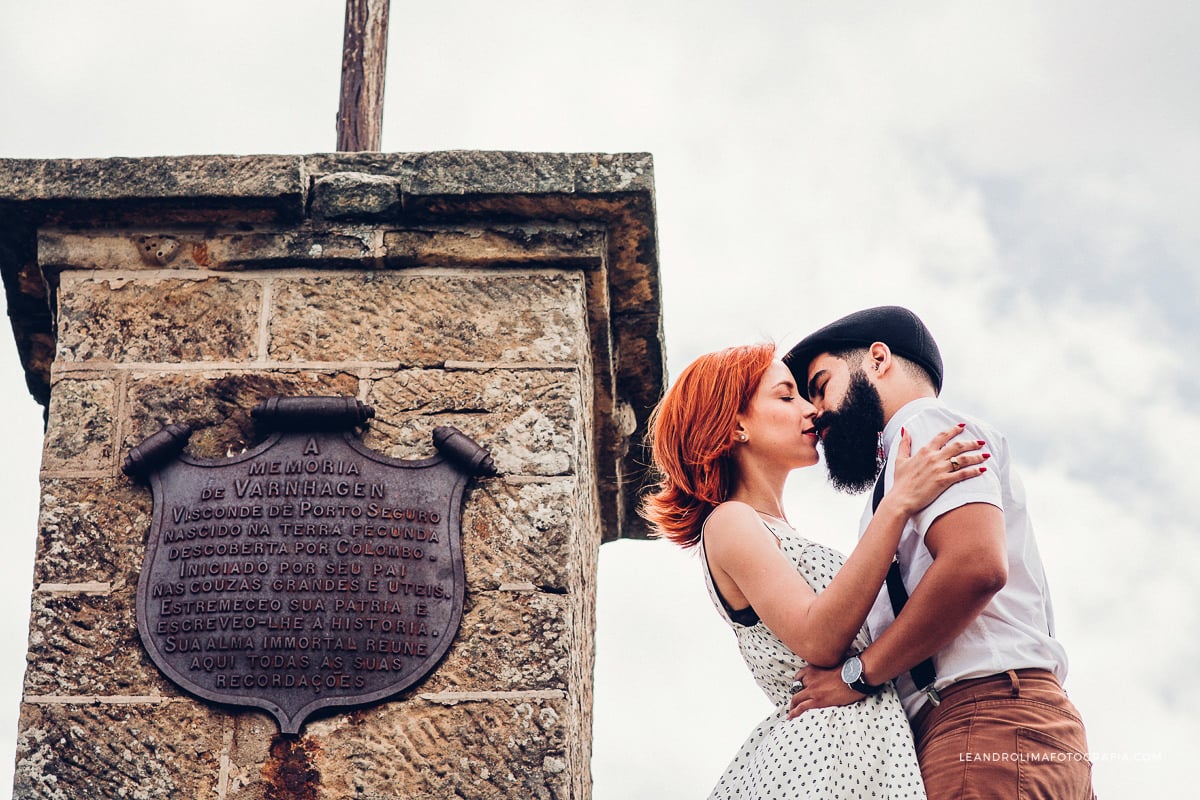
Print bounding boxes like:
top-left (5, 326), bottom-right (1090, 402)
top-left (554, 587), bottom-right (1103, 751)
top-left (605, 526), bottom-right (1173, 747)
top-left (699, 521), bottom-right (927, 799)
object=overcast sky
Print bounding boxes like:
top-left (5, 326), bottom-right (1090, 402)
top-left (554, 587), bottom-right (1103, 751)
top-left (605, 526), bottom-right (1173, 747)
top-left (1, 1), bottom-right (1197, 797)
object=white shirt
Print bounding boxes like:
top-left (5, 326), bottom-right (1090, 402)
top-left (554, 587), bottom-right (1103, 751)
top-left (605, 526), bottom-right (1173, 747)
top-left (860, 397), bottom-right (1068, 718)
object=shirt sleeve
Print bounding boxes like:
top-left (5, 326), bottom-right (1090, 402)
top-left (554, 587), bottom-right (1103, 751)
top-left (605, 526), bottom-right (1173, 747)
top-left (896, 407), bottom-right (1004, 538)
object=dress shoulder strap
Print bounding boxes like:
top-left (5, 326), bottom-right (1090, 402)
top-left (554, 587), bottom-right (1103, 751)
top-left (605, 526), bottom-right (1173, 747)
top-left (698, 512), bottom-right (764, 628)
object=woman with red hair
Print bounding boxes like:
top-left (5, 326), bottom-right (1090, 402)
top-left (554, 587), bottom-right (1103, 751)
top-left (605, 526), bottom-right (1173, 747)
top-left (641, 343), bottom-right (986, 799)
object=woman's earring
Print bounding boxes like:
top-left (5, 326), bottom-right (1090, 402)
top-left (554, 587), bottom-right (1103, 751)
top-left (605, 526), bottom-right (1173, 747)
top-left (737, 432), bottom-right (748, 442)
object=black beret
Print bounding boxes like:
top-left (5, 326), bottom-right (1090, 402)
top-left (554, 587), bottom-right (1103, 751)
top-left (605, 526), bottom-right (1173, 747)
top-left (783, 306), bottom-right (943, 399)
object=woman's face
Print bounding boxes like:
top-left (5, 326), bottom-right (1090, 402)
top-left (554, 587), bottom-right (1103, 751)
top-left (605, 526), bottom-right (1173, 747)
top-left (737, 361), bottom-right (820, 469)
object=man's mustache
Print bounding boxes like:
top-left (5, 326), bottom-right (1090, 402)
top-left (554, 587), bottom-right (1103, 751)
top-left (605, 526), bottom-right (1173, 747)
top-left (813, 414), bottom-right (836, 437)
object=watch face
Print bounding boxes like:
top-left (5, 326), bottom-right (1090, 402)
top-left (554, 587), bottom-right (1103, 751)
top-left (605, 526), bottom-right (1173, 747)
top-left (841, 656), bottom-right (862, 683)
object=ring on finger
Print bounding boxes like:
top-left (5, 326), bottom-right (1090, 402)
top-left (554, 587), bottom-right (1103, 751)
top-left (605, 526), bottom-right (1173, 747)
top-left (790, 679), bottom-right (804, 694)
top-left (949, 456), bottom-right (961, 472)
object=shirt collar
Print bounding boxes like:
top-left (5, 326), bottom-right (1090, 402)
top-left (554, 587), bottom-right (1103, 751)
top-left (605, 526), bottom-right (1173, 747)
top-left (882, 396), bottom-right (944, 452)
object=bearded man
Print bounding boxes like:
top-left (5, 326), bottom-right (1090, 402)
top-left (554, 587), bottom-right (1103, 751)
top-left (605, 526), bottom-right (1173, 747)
top-left (783, 306), bottom-right (1095, 800)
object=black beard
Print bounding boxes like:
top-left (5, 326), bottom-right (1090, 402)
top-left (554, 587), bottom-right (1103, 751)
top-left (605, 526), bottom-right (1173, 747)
top-left (816, 369), bottom-right (886, 495)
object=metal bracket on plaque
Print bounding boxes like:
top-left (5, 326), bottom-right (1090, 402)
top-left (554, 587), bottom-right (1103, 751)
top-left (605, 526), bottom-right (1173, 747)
top-left (123, 396), bottom-right (495, 735)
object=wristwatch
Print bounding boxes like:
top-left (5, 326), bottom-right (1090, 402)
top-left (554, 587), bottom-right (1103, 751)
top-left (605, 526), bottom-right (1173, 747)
top-left (841, 655), bottom-right (885, 695)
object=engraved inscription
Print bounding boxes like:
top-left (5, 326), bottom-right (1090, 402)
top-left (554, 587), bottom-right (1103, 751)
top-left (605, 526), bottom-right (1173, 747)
top-left (132, 419), bottom-right (483, 734)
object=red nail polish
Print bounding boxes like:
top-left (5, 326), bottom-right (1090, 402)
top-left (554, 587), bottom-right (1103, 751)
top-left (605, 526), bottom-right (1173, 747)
top-left (979, 467), bottom-right (987, 473)
top-left (901, 427), bottom-right (905, 437)
top-left (977, 440), bottom-right (986, 446)
top-left (982, 453), bottom-right (991, 459)
top-left (958, 422), bottom-right (967, 428)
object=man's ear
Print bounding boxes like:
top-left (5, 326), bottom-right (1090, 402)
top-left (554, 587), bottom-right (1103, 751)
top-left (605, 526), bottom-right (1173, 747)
top-left (867, 342), bottom-right (893, 376)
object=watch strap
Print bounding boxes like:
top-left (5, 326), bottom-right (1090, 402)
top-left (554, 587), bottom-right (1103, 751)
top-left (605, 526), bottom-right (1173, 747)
top-left (849, 675), bottom-right (884, 695)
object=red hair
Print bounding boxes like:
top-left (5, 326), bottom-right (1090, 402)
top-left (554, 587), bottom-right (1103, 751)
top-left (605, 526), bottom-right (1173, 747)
top-left (640, 343), bottom-right (776, 548)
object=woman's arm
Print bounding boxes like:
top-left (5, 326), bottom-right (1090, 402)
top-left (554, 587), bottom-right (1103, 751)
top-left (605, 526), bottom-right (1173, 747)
top-left (787, 503), bottom-right (1007, 718)
top-left (797, 425), bottom-right (990, 663)
top-left (705, 426), bottom-right (987, 666)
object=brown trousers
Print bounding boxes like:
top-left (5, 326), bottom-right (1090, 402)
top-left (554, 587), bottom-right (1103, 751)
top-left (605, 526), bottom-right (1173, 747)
top-left (911, 669), bottom-right (1096, 800)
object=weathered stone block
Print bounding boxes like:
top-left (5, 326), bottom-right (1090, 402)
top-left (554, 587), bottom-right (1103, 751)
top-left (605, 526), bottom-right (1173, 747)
top-left (396, 150), bottom-right (653, 196)
top-left (42, 377), bottom-right (117, 471)
top-left (33, 479), bottom-right (150, 585)
top-left (364, 368), bottom-right (586, 477)
top-left (310, 172), bottom-right (402, 219)
top-left (56, 274), bottom-right (261, 363)
top-left (461, 479), bottom-right (578, 592)
top-left (14, 700), bottom-right (229, 800)
top-left (300, 694), bottom-right (573, 800)
top-left (123, 371), bottom-right (360, 459)
top-left (268, 272), bottom-right (586, 364)
top-left (422, 590), bottom-right (571, 693)
top-left (382, 224), bottom-right (605, 268)
top-left (23, 586), bottom-right (170, 697)
top-left (204, 225), bottom-right (378, 268)
top-left (0, 155), bottom-right (305, 206)
top-left (38, 226), bottom-right (380, 272)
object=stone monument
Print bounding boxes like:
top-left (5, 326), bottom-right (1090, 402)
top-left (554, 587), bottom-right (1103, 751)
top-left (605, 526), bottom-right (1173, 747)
top-left (0, 151), bottom-right (663, 799)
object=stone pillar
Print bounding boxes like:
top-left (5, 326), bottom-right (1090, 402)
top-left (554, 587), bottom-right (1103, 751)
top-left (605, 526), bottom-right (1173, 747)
top-left (0, 152), bottom-right (662, 799)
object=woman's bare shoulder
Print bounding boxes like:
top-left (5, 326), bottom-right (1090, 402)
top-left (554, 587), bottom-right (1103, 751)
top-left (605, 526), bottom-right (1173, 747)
top-left (706, 500), bottom-right (758, 529)
top-left (703, 501), bottom-right (767, 553)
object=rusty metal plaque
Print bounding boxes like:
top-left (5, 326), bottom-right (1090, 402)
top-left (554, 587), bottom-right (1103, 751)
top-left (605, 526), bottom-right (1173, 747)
top-left (124, 397), bottom-right (495, 734)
